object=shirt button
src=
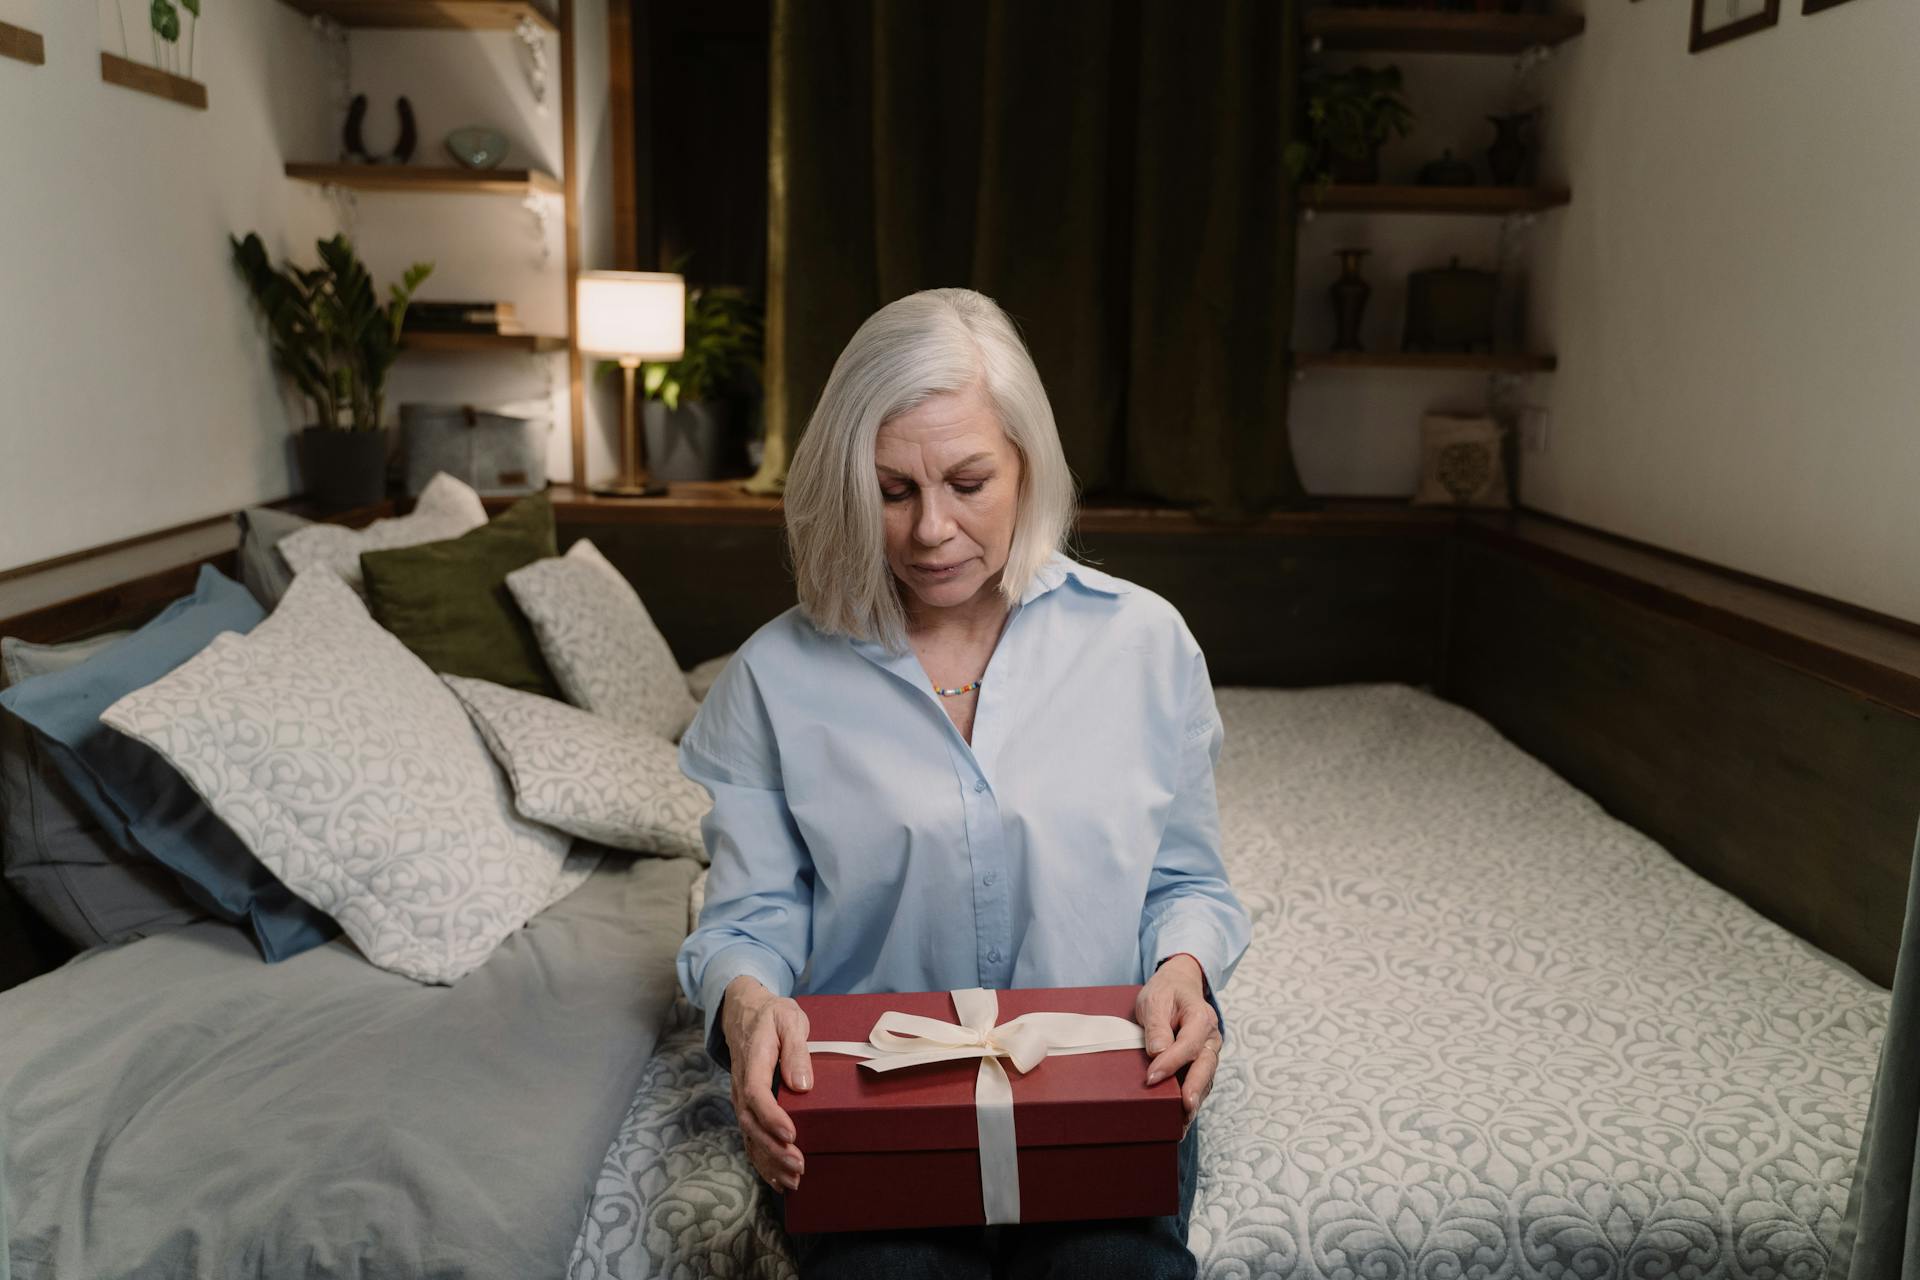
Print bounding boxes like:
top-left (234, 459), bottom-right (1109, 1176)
top-left (988, 948), bottom-right (1002, 964)
top-left (973, 779), bottom-right (988, 793)
top-left (984, 872), bottom-right (997, 886)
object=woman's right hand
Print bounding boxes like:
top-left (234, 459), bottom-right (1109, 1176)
top-left (720, 975), bottom-right (814, 1192)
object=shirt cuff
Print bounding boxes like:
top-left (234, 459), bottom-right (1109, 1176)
top-left (1152, 940), bottom-right (1228, 1047)
top-left (698, 941), bottom-right (794, 1072)
top-left (1149, 926), bottom-right (1228, 996)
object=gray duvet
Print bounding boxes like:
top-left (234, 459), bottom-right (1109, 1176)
top-left (0, 853), bottom-right (699, 1280)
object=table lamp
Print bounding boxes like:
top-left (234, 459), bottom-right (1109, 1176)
top-left (578, 270), bottom-right (685, 498)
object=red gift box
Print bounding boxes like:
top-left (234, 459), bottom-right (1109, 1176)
top-left (780, 985), bottom-right (1185, 1234)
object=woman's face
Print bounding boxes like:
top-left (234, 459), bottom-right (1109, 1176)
top-left (874, 380), bottom-right (1024, 619)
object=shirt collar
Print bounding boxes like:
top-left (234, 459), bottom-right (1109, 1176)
top-left (1017, 550), bottom-right (1132, 606)
top-left (849, 552), bottom-right (1130, 665)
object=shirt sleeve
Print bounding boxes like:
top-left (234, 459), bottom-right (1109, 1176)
top-left (673, 652), bottom-right (815, 1071)
top-left (1138, 638), bottom-right (1252, 995)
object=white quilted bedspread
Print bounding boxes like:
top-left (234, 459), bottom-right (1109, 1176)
top-left (566, 684), bottom-right (1887, 1279)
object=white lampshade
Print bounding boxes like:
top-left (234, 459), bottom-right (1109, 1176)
top-left (576, 271), bottom-right (685, 360)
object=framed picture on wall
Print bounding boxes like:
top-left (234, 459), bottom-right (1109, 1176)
top-left (1690, 0), bottom-right (1781, 51)
top-left (1803, 0), bottom-right (1861, 13)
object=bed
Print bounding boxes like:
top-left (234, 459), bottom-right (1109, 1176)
top-left (565, 684), bottom-right (1888, 1279)
top-left (0, 849), bottom-right (700, 1277)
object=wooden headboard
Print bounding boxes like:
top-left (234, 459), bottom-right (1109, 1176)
top-left (3, 499), bottom-right (1913, 992)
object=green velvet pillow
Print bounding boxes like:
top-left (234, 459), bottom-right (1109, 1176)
top-left (359, 492), bottom-right (560, 696)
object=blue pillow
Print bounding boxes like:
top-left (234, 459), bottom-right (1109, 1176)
top-left (0, 565), bottom-right (339, 962)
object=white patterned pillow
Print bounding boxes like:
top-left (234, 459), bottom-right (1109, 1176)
top-left (685, 651), bottom-right (734, 703)
top-left (443, 675), bottom-right (709, 863)
top-left (505, 539), bottom-right (697, 741)
top-left (277, 471), bottom-right (488, 595)
top-left (99, 568), bottom-right (573, 984)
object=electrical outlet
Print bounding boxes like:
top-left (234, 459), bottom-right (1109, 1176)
top-left (1520, 405), bottom-right (1550, 455)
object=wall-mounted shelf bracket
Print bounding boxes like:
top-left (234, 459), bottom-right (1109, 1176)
top-left (515, 14), bottom-right (550, 111)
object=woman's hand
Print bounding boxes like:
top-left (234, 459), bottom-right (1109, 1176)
top-left (1136, 954), bottom-right (1222, 1134)
top-left (720, 975), bottom-right (814, 1192)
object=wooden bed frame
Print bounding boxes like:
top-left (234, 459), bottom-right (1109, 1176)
top-left (3, 499), bottom-right (1914, 990)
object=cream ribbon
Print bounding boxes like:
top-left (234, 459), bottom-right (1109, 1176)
top-left (806, 987), bottom-right (1145, 1224)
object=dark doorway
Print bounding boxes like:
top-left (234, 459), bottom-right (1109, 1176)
top-left (629, 0), bottom-right (770, 297)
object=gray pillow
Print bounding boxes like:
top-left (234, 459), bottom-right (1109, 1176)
top-left (235, 507), bottom-right (313, 609)
top-left (0, 634), bottom-right (205, 948)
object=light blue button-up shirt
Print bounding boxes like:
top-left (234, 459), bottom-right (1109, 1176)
top-left (675, 550), bottom-right (1251, 1064)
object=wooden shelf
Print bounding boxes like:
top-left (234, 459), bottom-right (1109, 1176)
top-left (0, 20), bottom-right (45, 65)
top-left (1304, 9), bottom-right (1585, 55)
top-left (1303, 184), bottom-right (1570, 215)
top-left (279, 0), bottom-right (556, 32)
top-left (100, 52), bottom-right (207, 109)
top-left (400, 330), bottom-right (566, 354)
top-left (286, 162), bottom-right (560, 197)
top-left (1295, 351), bottom-right (1558, 373)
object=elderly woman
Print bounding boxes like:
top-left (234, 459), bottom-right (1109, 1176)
top-left (675, 288), bottom-right (1251, 1279)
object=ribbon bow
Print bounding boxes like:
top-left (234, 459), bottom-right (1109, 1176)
top-left (807, 988), bottom-right (1145, 1224)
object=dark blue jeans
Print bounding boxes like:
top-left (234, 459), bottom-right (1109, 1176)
top-left (788, 1124), bottom-right (1200, 1280)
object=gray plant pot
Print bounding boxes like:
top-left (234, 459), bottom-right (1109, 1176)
top-left (296, 426), bottom-right (390, 508)
top-left (642, 399), bottom-right (747, 482)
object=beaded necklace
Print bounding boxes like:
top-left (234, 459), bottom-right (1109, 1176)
top-left (931, 677), bottom-right (983, 698)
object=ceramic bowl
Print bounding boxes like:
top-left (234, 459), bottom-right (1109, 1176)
top-left (445, 127), bottom-right (509, 171)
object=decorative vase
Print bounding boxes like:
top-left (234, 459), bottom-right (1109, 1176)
top-left (1329, 249), bottom-right (1372, 353)
top-left (1486, 111), bottom-right (1537, 186)
top-left (296, 426), bottom-right (390, 508)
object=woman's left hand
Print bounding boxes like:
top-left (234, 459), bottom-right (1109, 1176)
top-left (1136, 954), bottom-right (1222, 1134)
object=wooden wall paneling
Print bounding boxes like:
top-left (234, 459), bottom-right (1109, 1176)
top-left (1077, 531), bottom-right (1453, 689)
top-left (0, 556), bottom-right (237, 646)
top-left (569, 518), bottom-right (1454, 691)
top-left (1442, 540), bottom-right (1918, 987)
top-left (560, 519), bottom-right (795, 666)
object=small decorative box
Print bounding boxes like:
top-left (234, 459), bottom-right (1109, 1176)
top-left (781, 985), bottom-right (1184, 1234)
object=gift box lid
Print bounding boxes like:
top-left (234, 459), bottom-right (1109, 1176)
top-left (784, 985), bottom-right (1185, 1155)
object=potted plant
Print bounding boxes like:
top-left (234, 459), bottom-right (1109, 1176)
top-left (231, 233), bottom-right (432, 507)
top-left (1284, 64), bottom-right (1415, 190)
top-left (626, 262), bottom-right (763, 482)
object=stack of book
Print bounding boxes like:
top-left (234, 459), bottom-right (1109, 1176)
top-left (402, 301), bottom-right (523, 336)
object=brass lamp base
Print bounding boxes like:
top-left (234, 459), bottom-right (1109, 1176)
top-left (591, 477), bottom-right (669, 498)
top-left (591, 358), bottom-right (671, 499)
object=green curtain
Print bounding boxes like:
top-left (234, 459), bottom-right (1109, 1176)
top-left (753, 0), bottom-right (1307, 519)
top-left (1828, 819), bottom-right (1920, 1280)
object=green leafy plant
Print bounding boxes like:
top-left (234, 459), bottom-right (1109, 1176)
top-left (1284, 64), bottom-right (1415, 188)
top-left (594, 254), bottom-right (764, 410)
top-left (641, 282), bottom-right (763, 410)
top-left (146, 0), bottom-right (200, 79)
top-left (230, 232), bottom-right (433, 432)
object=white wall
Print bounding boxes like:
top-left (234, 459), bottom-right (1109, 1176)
top-left (293, 7), bottom-right (621, 494)
top-left (1291, 51), bottom-right (1525, 496)
top-left (344, 22), bottom-right (574, 487)
top-left (1530, 0), bottom-right (1920, 622)
top-left (0, 0), bottom-right (337, 572)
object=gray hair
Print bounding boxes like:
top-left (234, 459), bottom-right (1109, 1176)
top-left (783, 288), bottom-right (1077, 653)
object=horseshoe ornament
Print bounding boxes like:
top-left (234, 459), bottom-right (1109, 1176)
top-left (342, 94), bottom-right (418, 165)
